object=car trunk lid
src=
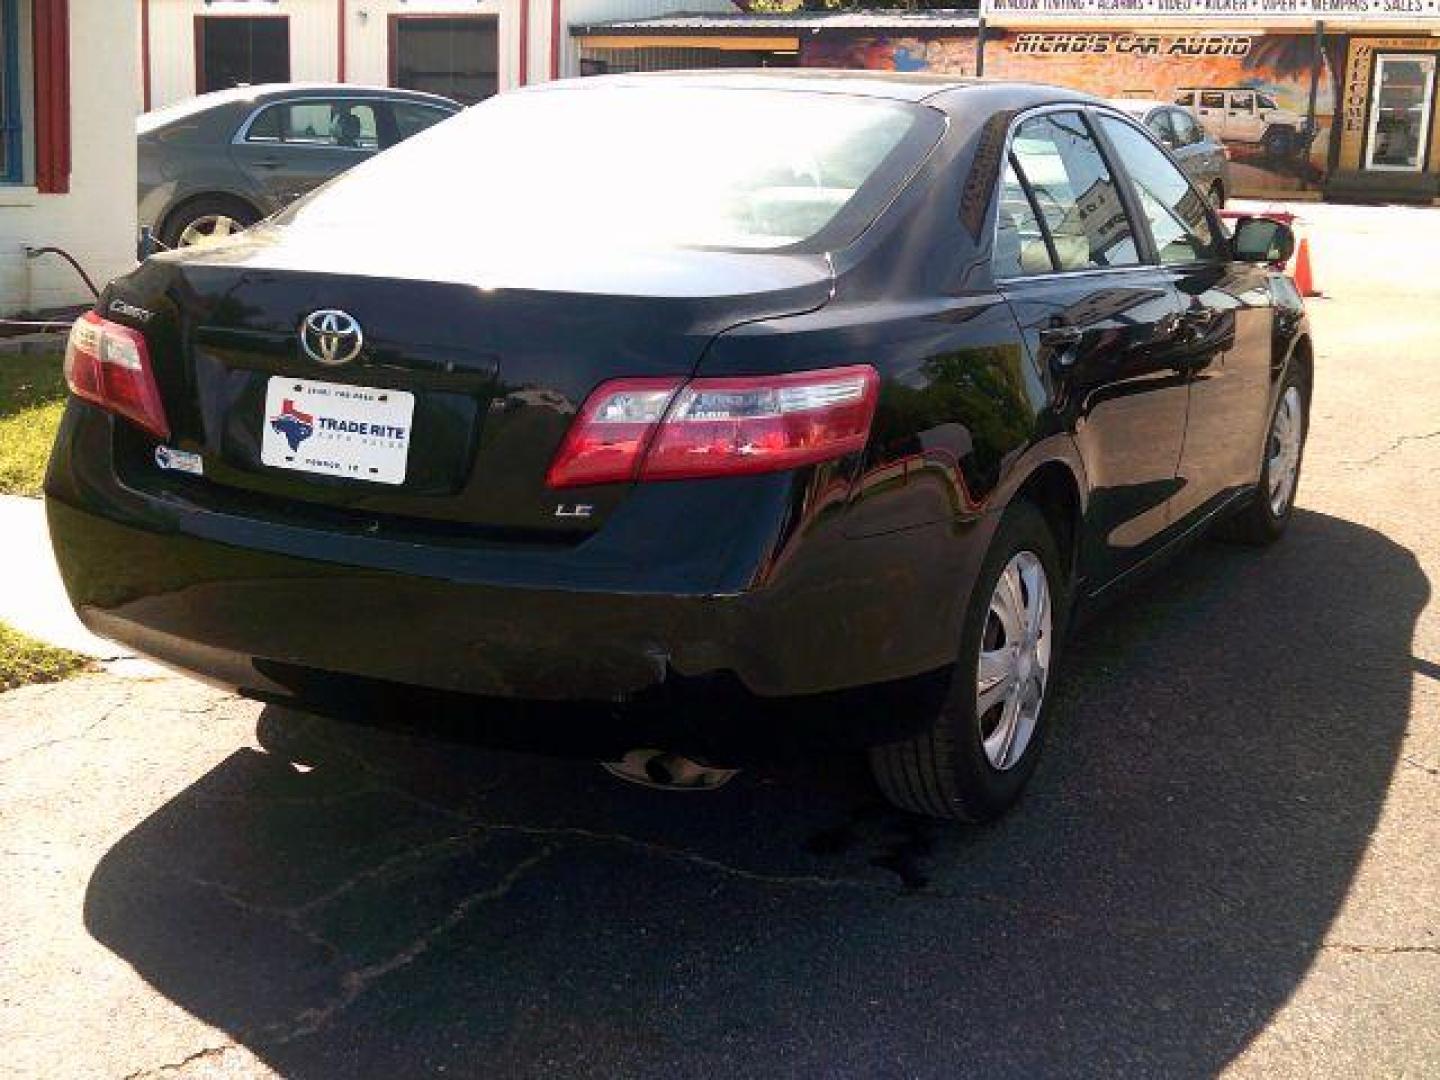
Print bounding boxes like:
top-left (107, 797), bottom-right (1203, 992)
top-left (120, 233), bottom-right (834, 539)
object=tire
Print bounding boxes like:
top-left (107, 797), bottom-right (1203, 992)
top-left (1219, 367), bottom-right (1308, 545)
top-left (1208, 180), bottom-right (1226, 209)
top-left (1263, 126), bottom-right (1295, 160)
top-left (159, 195), bottom-right (260, 250)
top-left (869, 501), bottom-right (1067, 822)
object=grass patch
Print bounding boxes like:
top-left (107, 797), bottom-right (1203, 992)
top-left (0, 621), bottom-right (91, 692)
top-left (0, 350), bottom-right (67, 497)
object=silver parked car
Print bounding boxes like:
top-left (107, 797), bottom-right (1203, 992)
top-left (138, 83), bottom-right (460, 249)
top-left (1107, 99), bottom-right (1231, 207)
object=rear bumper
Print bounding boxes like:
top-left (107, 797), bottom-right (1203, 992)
top-left (46, 404), bottom-right (993, 729)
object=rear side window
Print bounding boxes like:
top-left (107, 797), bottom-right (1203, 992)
top-left (1097, 115), bottom-right (1222, 265)
top-left (998, 111), bottom-right (1140, 275)
top-left (391, 102), bottom-right (452, 143)
top-left (994, 159), bottom-right (1053, 278)
top-left (1200, 91), bottom-right (1225, 110)
top-left (1231, 91), bottom-right (1255, 111)
top-left (247, 101), bottom-right (381, 149)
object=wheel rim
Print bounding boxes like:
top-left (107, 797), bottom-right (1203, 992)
top-left (976, 550), bottom-right (1053, 772)
top-left (177, 214), bottom-right (244, 248)
top-left (1267, 385), bottom-right (1304, 515)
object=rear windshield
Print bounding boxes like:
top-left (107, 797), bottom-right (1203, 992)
top-left (273, 86), bottom-right (944, 253)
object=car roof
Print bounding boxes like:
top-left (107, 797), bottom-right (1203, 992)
top-left (1105, 99), bottom-right (1162, 117)
top-left (139, 83), bottom-right (459, 133)
top-left (524, 70), bottom-right (1107, 114)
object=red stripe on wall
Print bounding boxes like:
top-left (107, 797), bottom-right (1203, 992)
top-left (141, 0), bottom-right (152, 111)
top-left (550, 0), bottom-right (561, 80)
top-left (518, 0), bottom-right (530, 85)
top-left (337, 0), bottom-right (347, 82)
top-left (33, 0), bottom-right (71, 195)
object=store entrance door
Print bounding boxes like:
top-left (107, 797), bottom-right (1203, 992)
top-left (1365, 53), bottom-right (1437, 172)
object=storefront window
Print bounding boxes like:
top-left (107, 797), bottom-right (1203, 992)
top-left (1366, 54), bottom-right (1437, 172)
top-left (197, 16), bottom-right (290, 94)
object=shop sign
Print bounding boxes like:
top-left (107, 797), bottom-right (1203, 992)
top-left (1010, 32), bottom-right (1253, 55)
top-left (983, 0), bottom-right (1440, 20)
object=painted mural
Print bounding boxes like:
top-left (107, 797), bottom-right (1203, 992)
top-left (804, 31), bottom-right (1337, 195)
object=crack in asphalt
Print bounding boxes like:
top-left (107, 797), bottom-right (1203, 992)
top-left (119, 1042), bottom-right (237, 1079)
top-left (476, 820), bottom-right (893, 894)
top-left (1401, 755), bottom-right (1439, 778)
top-left (1345, 429), bottom-right (1440, 466)
top-left (1322, 941), bottom-right (1440, 956)
top-left (137, 855), bottom-right (347, 962)
top-left (0, 691), bottom-right (134, 767)
top-left (261, 845), bottom-right (558, 1044)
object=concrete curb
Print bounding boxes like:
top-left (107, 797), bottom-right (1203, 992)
top-left (0, 493), bottom-right (163, 676)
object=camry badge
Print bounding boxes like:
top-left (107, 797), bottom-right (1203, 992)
top-left (300, 309), bottom-right (364, 366)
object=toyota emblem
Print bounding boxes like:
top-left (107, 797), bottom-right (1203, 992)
top-left (300, 309), bottom-right (364, 366)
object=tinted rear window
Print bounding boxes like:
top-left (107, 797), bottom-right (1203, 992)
top-left (274, 86), bottom-right (945, 253)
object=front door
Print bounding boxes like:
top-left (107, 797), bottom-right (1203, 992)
top-left (1093, 112), bottom-right (1275, 526)
top-left (995, 110), bottom-right (1189, 589)
top-left (1366, 54), bottom-right (1437, 172)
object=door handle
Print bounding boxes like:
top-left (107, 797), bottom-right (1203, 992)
top-left (1040, 324), bottom-right (1084, 374)
top-left (252, 157), bottom-right (283, 169)
top-left (1039, 324), bottom-right (1084, 348)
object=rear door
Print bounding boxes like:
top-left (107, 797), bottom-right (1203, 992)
top-left (995, 109), bottom-right (1188, 587)
top-left (231, 99), bottom-right (383, 209)
top-left (1094, 112), bottom-right (1275, 526)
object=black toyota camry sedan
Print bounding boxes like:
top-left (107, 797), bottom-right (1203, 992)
top-left (47, 72), bottom-right (1311, 821)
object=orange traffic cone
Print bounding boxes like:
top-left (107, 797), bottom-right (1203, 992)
top-left (1291, 235), bottom-right (1319, 298)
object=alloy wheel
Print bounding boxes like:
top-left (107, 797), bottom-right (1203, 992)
top-left (1267, 385), bottom-right (1303, 515)
top-left (976, 550), bottom-right (1053, 771)
top-left (177, 214), bottom-right (245, 248)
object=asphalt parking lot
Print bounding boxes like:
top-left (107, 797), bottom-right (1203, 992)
top-left (2, 201), bottom-right (1438, 1079)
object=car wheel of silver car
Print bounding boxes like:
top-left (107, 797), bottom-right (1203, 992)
top-left (160, 196), bottom-right (260, 250)
top-left (870, 500), bottom-right (1067, 822)
top-left (1220, 363), bottom-right (1309, 545)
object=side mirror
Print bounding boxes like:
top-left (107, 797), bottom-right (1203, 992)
top-left (1231, 216), bottom-right (1295, 265)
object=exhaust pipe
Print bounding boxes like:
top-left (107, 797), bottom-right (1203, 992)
top-left (602, 748), bottom-right (738, 791)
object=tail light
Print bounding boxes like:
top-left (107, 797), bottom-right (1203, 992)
top-left (63, 311), bottom-right (170, 439)
top-left (546, 365), bottom-right (878, 488)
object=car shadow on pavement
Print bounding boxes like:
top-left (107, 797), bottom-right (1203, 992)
top-left (83, 510), bottom-right (1428, 1079)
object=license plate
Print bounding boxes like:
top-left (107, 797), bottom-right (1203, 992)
top-left (261, 377), bottom-right (415, 485)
